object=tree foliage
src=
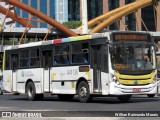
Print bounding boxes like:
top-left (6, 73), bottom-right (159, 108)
top-left (152, 0), bottom-right (159, 7)
top-left (63, 21), bottom-right (82, 29)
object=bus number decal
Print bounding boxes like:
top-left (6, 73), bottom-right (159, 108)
top-left (67, 69), bottom-right (78, 75)
top-left (21, 71), bottom-right (34, 77)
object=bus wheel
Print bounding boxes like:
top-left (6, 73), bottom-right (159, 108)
top-left (26, 82), bottom-right (37, 101)
top-left (118, 95), bottom-right (131, 103)
top-left (147, 94), bottom-right (155, 98)
top-left (58, 94), bottom-right (74, 101)
top-left (77, 81), bottom-right (92, 103)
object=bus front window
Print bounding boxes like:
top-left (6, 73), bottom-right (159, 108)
top-left (110, 43), bottom-right (155, 71)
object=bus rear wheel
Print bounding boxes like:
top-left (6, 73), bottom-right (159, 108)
top-left (26, 82), bottom-right (37, 101)
top-left (77, 81), bottom-right (92, 103)
top-left (118, 95), bottom-right (131, 103)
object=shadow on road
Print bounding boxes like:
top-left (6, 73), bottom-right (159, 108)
top-left (5, 94), bottom-right (160, 104)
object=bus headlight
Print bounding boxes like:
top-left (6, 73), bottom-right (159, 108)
top-left (111, 74), bottom-right (119, 84)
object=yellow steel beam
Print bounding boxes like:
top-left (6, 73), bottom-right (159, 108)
top-left (77, 0), bottom-right (146, 30)
top-left (89, 0), bottom-right (156, 33)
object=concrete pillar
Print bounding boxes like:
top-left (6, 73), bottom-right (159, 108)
top-left (47, 0), bottom-right (50, 28)
top-left (103, 0), bottom-right (109, 14)
top-left (80, 0), bottom-right (82, 20)
top-left (119, 0), bottom-right (125, 30)
top-left (37, 0), bottom-right (40, 27)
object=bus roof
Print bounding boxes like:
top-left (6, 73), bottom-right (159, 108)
top-left (4, 32), bottom-right (109, 50)
top-left (4, 31), bottom-right (151, 50)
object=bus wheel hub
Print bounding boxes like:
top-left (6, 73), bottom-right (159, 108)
top-left (80, 87), bottom-right (87, 98)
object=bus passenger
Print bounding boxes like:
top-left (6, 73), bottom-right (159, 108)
top-left (63, 51), bottom-right (69, 64)
top-left (144, 58), bottom-right (153, 70)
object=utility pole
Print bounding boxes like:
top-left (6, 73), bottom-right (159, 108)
top-left (81, 0), bottom-right (88, 34)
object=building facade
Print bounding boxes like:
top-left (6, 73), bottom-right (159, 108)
top-left (0, 2), bottom-right (15, 28)
top-left (0, 0), bottom-right (160, 31)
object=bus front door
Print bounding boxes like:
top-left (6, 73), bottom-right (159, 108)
top-left (11, 54), bottom-right (18, 92)
top-left (42, 50), bottom-right (52, 92)
top-left (91, 45), bottom-right (102, 93)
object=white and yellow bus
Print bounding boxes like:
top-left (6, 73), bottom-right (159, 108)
top-left (3, 31), bottom-right (158, 102)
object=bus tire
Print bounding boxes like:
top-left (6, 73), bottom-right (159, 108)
top-left (58, 94), bottom-right (74, 101)
top-left (26, 82), bottom-right (37, 101)
top-left (118, 95), bottom-right (131, 103)
top-left (77, 81), bottom-right (92, 103)
top-left (147, 94), bottom-right (155, 98)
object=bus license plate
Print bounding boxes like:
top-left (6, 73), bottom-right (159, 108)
top-left (133, 88), bottom-right (141, 92)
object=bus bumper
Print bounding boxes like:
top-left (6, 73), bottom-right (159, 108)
top-left (109, 82), bottom-right (157, 95)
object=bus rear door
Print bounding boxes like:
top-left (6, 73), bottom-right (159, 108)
top-left (91, 45), bottom-right (102, 93)
top-left (11, 53), bottom-right (18, 92)
top-left (41, 50), bottom-right (52, 92)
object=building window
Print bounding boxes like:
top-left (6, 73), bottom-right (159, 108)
top-left (22, 0), bottom-right (29, 19)
top-left (125, 0), bottom-right (136, 31)
top-left (40, 0), bottom-right (47, 28)
top-left (31, 0), bottom-right (38, 27)
top-left (142, 6), bottom-right (156, 31)
top-left (50, 0), bottom-right (55, 19)
top-left (108, 0), bottom-right (119, 30)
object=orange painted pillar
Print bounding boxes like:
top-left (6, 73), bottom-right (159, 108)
top-left (103, 0), bottom-right (109, 14)
top-left (135, 0), bottom-right (142, 31)
top-left (80, 0), bottom-right (82, 20)
top-left (157, 2), bottom-right (160, 31)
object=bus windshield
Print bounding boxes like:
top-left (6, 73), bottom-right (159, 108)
top-left (110, 42), bottom-right (155, 71)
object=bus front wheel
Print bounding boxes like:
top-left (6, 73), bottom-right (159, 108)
top-left (26, 82), bottom-right (37, 101)
top-left (77, 81), bottom-right (92, 103)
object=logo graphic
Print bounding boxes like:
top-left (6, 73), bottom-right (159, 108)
top-left (2, 112), bottom-right (11, 117)
top-left (134, 80), bottom-right (138, 85)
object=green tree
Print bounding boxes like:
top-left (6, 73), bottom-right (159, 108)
top-left (63, 21), bottom-right (82, 29)
top-left (152, 0), bottom-right (159, 7)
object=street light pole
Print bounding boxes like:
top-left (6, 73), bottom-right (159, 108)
top-left (81, 0), bottom-right (88, 34)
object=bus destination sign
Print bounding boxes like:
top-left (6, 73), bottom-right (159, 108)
top-left (113, 33), bottom-right (150, 41)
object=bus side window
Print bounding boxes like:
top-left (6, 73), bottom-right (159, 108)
top-left (11, 54), bottom-right (18, 70)
top-left (29, 49), bottom-right (40, 67)
top-left (0, 52), bottom-right (3, 70)
top-left (5, 51), bottom-right (11, 70)
top-left (72, 42), bottom-right (89, 64)
top-left (54, 44), bottom-right (70, 65)
top-left (42, 50), bottom-right (52, 68)
top-left (20, 50), bottom-right (29, 68)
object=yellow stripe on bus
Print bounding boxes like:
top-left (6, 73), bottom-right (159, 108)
top-left (115, 70), bottom-right (156, 85)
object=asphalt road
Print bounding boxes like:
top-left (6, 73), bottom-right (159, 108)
top-left (0, 94), bottom-right (160, 119)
